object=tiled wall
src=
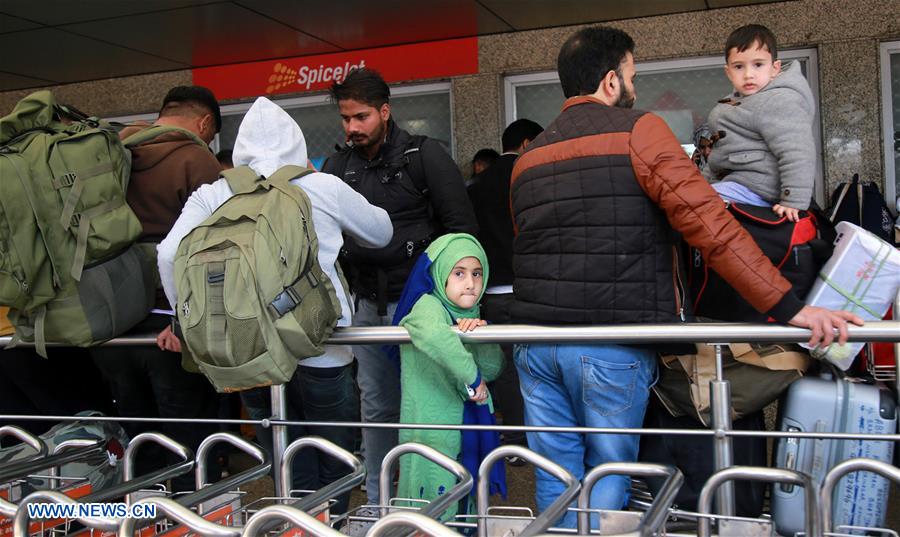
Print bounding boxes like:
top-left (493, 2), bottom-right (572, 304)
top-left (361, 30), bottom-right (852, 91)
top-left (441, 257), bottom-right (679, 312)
top-left (2, 0), bottom-right (898, 194)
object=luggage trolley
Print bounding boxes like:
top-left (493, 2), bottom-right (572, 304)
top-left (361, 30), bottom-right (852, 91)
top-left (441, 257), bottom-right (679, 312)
top-left (223, 435), bottom-right (364, 536)
top-left (10, 432), bottom-right (194, 537)
top-left (123, 435), bottom-right (361, 537)
top-left (337, 442), bottom-right (472, 534)
top-left (473, 444), bottom-right (579, 536)
top-left (119, 432), bottom-right (270, 537)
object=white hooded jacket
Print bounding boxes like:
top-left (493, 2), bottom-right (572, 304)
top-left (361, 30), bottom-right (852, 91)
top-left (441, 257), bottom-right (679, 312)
top-left (157, 97), bottom-right (392, 367)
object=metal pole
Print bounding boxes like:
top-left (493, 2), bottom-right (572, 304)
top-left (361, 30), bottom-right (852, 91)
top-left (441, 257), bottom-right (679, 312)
top-left (709, 343), bottom-right (735, 517)
top-left (270, 383), bottom-right (289, 498)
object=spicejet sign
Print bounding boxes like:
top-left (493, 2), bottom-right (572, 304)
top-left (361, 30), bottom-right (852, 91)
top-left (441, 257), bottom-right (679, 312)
top-left (192, 37), bottom-right (478, 102)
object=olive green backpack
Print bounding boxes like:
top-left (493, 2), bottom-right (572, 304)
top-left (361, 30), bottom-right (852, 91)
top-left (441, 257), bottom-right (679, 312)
top-left (174, 165), bottom-right (341, 392)
top-left (0, 91), bottom-right (154, 356)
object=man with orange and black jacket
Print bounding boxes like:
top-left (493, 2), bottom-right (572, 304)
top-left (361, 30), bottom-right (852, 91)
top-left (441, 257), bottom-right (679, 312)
top-left (509, 25), bottom-right (862, 529)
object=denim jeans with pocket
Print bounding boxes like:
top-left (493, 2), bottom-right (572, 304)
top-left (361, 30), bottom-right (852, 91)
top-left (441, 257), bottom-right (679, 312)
top-left (514, 343), bottom-right (657, 529)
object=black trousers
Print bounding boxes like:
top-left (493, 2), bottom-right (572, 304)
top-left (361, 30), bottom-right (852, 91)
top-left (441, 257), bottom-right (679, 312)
top-left (639, 396), bottom-right (767, 517)
top-left (480, 293), bottom-right (527, 446)
top-left (0, 346), bottom-right (114, 438)
top-left (91, 314), bottom-right (219, 492)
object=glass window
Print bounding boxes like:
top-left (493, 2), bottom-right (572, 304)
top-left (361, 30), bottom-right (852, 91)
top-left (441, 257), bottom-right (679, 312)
top-left (218, 83), bottom-right (453, 169)
top-left (505, 49), bottom-right (822, 200)
top-left (881, 42), bottom-right (900, 209)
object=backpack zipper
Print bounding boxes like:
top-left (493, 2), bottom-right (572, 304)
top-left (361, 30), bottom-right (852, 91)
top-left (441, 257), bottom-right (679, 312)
top-left (672, 245), bottom-right (686, 321)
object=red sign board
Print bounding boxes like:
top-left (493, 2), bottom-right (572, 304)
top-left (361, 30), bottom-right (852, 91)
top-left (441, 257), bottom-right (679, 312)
top-left (193, 37), bottom-right (478, 102)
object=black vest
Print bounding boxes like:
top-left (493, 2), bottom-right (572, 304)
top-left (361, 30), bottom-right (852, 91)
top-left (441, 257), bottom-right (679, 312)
top-left (511, 104), bottom-right (687, 325)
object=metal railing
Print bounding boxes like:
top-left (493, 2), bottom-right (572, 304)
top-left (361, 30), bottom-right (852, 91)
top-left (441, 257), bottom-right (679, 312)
top-left (2, 310), bottom-right (899, 531)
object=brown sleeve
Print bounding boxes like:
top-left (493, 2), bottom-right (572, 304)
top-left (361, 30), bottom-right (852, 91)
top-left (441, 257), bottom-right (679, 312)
top-left (628, 113), bottom-right (803, 322)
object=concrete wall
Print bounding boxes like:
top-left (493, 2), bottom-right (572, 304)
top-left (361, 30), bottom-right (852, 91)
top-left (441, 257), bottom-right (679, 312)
top-left (2, 0), bottom-right (899, 194)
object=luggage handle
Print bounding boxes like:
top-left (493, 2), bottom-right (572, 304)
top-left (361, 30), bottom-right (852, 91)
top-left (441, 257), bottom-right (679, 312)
top-left (577, 462), bottom-right (683, 535)
top-left (369, 510), bottom-right (460, 537)
top-left (379, 442), bottom-right (471, 520)
top-left (819, 458), bottom-right (900, 534)
top-left (697, 466), bottom-right (819, 537)
top-left (119, 496), bottom-right (240, 537)
top-left (0, 425), bottom-right (46, 460)
top-left (240, 504), bottom-right (344, 537)
top-left (279, 437), bottom-right (364, 516)
top-left (478, 445), bottom-right (579, 537)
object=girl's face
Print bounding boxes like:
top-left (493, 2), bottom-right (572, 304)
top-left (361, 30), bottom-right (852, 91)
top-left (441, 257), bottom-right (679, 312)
top-left (444, 256), bottom-right (483, 309)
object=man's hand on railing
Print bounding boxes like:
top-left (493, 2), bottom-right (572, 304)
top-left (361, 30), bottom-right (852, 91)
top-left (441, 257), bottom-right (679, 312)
top-left (788, 305), bottom-right (864, 348)
top-left (156, 325), bottom-right (182, 353)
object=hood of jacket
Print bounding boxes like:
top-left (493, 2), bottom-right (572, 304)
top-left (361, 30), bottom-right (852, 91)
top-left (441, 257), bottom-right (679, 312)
top-left (233, 97), bottom-right (308, 177)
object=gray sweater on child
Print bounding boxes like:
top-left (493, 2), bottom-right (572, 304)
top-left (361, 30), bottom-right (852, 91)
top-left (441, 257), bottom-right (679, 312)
top-left (707, 61), bottom-right (816, 209)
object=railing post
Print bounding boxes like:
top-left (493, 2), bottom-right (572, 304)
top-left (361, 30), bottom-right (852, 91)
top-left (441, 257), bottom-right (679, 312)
top-left (709, 343), bottom-right (735, 517)
top-left (270, 383), bottom-right (289, 498)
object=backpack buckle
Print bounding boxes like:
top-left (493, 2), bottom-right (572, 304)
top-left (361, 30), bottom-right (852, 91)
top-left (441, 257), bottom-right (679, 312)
top-left (269, 286), bottom-right (301, 317)
top-left (70, 213), bottom-right (82, 227)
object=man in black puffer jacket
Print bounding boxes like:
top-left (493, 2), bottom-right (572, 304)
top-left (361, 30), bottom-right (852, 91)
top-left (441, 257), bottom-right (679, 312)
top-left (322, 68), bottom-right (477, 506)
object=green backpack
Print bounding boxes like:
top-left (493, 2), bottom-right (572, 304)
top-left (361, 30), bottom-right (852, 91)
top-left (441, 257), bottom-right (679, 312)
top-left (0, 90), bottom-right (154, 356)
top-left (174, 165), bottom-right (342, 392)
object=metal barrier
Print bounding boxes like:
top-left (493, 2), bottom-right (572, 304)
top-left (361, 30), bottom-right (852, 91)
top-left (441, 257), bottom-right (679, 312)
top-left (2, 317), bottom-right (899, 533)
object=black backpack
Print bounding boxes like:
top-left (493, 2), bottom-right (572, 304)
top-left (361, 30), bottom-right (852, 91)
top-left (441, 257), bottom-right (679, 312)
top-left (688, 202), bottom-right (832, 322)
top-left (828, 174), bottom-right (896, 245)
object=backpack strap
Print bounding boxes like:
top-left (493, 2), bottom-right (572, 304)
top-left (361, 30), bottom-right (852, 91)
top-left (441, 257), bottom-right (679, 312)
top-left (122, 125), bottom-right (207, 149)
top-left (221, 165), bottom-right (264, 195)
top-left (403, 135), bottom-right (428, 197)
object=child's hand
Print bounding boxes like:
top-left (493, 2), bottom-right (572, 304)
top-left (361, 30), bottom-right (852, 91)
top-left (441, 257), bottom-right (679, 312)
top-left (456, 318), bottom-right (487, 332)
top-left (773, 203), bottom-right (800, 222)
top-left (469, 379), bottom-right (489, 403)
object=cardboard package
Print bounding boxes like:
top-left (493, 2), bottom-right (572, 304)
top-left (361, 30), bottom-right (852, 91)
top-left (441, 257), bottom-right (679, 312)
top-left (802, 222), bottom-right (900, 370)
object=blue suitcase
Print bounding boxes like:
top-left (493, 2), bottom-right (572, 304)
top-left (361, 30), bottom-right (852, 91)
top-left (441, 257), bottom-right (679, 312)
top-left (773, 375), bottom-right (897, 535)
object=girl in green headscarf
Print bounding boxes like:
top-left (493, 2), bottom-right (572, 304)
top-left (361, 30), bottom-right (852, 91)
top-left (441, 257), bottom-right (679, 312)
top-left (394, 233), bottom-right (506, 519)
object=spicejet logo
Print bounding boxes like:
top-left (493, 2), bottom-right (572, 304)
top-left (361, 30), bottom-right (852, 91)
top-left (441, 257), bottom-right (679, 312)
top-left (266, 60), bottom-right (367, 94)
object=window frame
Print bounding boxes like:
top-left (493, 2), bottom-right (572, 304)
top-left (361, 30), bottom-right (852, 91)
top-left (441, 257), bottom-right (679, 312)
top-left (504, 48), bottom-right (824, 203)
top-left (104, 81), bottom-right (455, 157)
top-left (880, 40), bottom-right (900, 207)
top-left (218, 81), bottom-right (455, 157)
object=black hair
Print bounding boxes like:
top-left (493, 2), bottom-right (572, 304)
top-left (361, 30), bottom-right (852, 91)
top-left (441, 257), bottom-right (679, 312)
top-left (329, 68), bottom-right (391, 109)
top-left (557, 26), bottom-right (635, 98)
top-left (502, 119), bottom-right (544, 152)
top-left (472, 148), bottom-right (500, 165)
top-left (215, 149), bottom-right (233, 167)
top-left (159, 86), bottom-right (222, 133)
top-left (725, 24), bottom-right (778, 61)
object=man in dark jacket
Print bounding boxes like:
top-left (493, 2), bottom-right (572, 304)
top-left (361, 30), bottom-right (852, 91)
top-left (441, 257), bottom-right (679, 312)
top-left (322, 68), bottom-right (477, 505)
top-left (509, 26), bottom-right (862, 528)
top-left (91, 86), bottom-right (223, 490)
top-left (468, 118), bottom-right (543, 455)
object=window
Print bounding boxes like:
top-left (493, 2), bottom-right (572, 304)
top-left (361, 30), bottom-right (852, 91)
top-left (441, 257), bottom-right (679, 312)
top-left (880, 41), bottom-right (900, 209)
top-left (505, 49), bottom-right (825, 202)
top-left (218, 82), bottom-right (453, 169)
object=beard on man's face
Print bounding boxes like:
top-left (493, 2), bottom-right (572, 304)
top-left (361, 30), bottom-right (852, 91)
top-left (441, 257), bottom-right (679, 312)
top-left (614, 73), bottom-right (635, 109)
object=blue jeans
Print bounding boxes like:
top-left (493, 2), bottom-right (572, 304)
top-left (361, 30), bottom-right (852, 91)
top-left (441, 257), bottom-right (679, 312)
top-left (240, 363), bottom-right (359, 515)
top-left (352, 298), bottom-right (401, 504)
top-left (514, 343), bottom-right (657, 529)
